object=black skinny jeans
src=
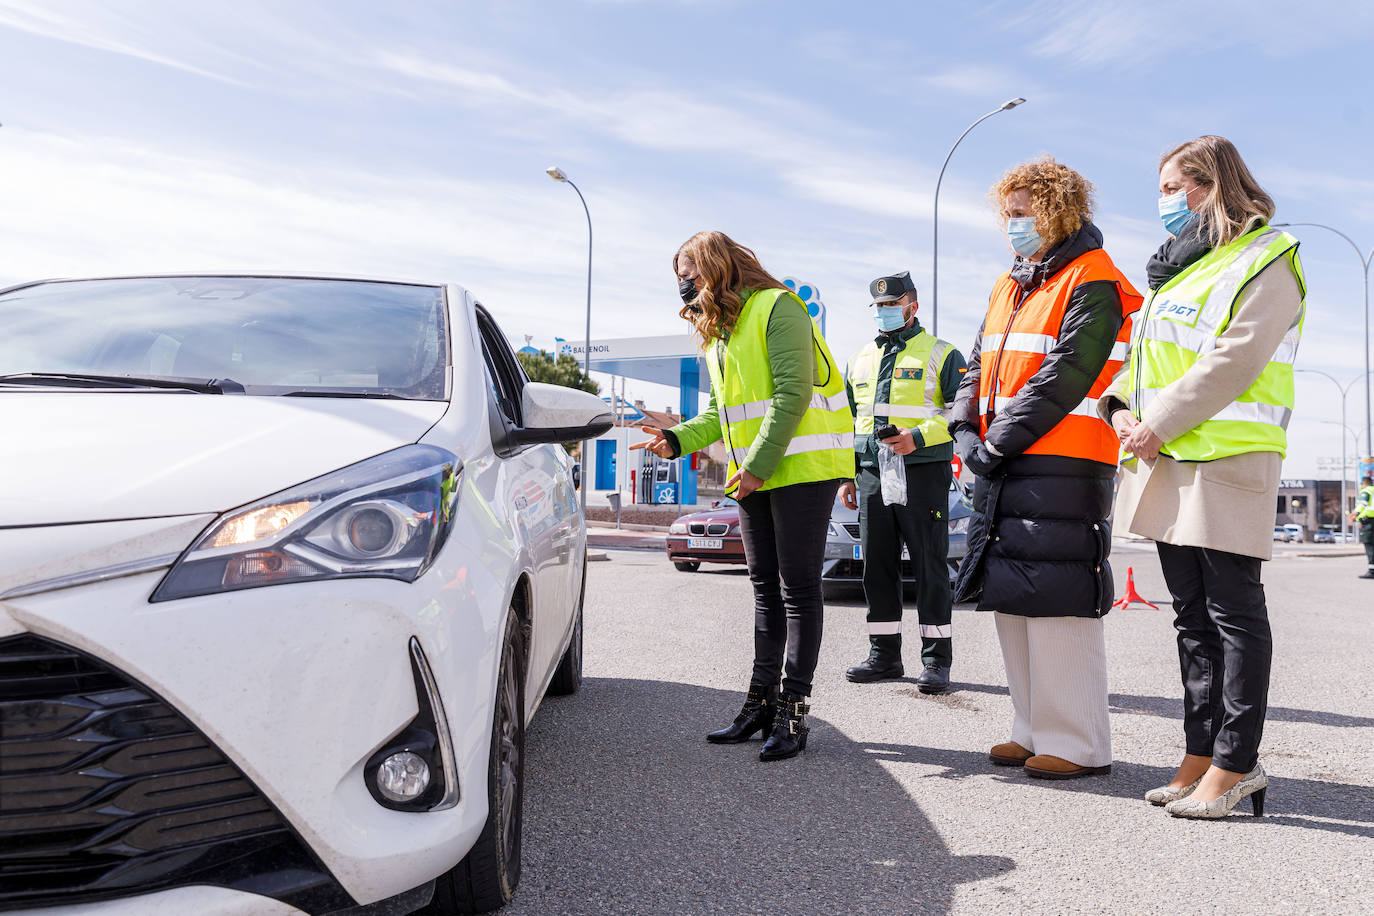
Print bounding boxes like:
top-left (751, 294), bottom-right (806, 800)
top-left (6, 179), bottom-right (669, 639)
top-left (1155, 542), bottom-right (1272, 773)
top-left (736, 478), bottom-right (842, 696)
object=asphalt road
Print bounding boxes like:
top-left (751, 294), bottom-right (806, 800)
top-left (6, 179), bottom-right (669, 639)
top-left (508, 540), bottom-right (1374, 915)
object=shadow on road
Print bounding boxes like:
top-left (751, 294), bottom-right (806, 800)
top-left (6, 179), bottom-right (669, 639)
top-left (952, 681), bottom-right (1374, 729)
top-left (515, 677), bottom-right (1014, 915)
top-left (861, 740), bottom-right (1374, 840)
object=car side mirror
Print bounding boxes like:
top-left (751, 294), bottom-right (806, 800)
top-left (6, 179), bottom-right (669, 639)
top-left (509, 382), bottom-right (615, 446)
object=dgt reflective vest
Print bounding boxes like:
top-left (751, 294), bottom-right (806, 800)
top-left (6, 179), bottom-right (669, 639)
top-left (1128, 227), bottom-right (1305, 461)
top-left (848, 331), bottom-right (955, 449)
top-left (705, 288), bottom-right (854, 491)
top-left (979, 249), bottom-right (1142, 464)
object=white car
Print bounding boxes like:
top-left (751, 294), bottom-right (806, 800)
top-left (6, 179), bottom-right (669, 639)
top-left (0, 274), bottom-right (613, 915)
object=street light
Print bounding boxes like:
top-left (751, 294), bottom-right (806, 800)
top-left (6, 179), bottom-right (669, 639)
top-left (547, 165), bottom-right (594, 516)
top-left (1297, 368), bottom-right (1374, 539)
top-left (1274, 221), bottom-right (1373, 456)
top-left (931, 97), bottom-right (1026, 337)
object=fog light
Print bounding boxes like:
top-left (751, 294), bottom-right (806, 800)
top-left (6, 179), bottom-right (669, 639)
top-left (376, 751), bottom-right (430, 802)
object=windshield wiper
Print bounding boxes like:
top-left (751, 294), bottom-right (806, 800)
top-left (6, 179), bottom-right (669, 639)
top-left (280, 389), bottom-right (410, 399)
top-left (0, 372), bottom-right (244, 394)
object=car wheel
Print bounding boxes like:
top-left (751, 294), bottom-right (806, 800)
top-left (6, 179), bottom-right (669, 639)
top-left (430, 611), bottom-right (526, 914)
top-left (548, 554), bottom-right (585, 696)
top-left (673, 560), bottom-right (700, 572)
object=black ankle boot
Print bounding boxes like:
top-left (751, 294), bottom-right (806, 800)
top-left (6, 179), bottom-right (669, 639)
top-left (759, 691), bottom-right (809, 761)
top-left (706, 684), bottom-right (778, 743)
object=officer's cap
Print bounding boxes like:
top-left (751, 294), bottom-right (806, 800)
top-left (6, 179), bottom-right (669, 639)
top-left (869, 271), bottom-right (917, 304)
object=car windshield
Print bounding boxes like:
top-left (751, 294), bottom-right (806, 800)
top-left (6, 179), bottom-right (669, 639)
top-left (0, 276), bottom-right (448, 399)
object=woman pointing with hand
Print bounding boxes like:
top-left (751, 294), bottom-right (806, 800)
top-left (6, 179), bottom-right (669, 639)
top-left (631, 230), bottom-right (852, 762)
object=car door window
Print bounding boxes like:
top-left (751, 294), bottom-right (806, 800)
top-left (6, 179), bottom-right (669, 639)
top-left (474, 305), bottom-right (527, 427)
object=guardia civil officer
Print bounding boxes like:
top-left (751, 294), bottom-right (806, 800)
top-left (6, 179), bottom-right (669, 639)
top-left (1352, 474), bottom-right (1374, 579)
top-left (839, 271), bottom-right (966, 693)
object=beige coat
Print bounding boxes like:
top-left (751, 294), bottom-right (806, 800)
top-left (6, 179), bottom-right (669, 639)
top-left (1099, 260), bottom-right (1304, 560)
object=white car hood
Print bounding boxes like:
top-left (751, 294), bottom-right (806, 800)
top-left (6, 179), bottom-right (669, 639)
top-left (0, 393), bottom-right (449, 526)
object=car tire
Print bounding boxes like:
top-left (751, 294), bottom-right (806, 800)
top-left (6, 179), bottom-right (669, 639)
top-left (429, 610), bottom-right (526, 914)
top-left (673, 560), bottom-right (700, 572)
top-left (548, 554), bottom-right (585, 696)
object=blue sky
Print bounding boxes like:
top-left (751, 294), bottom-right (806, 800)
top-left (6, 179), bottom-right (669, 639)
top-left (2, 0), bottom-right (1372, 476)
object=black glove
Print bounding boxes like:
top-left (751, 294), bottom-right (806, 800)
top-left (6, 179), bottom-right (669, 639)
top-left (952, 427), bottom-right (982, 463)
top-left (964, 442), bottom-right (1003, 479)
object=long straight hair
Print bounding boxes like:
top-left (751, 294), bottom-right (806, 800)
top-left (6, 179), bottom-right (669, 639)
top-left (673, 231), bottom-right (786, 343)
top-left (1160, 136), bottom-right (1275, 249)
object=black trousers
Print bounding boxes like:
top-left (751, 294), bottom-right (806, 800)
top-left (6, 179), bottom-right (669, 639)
top-left (857, 462), bottom-right (953, 667)
top-left (1361, 519), bottom-right (1374, 570)
top-left (736, 478), bottom-right (842, 696)
top-left (1155, 542), bottom-right (1272, 773)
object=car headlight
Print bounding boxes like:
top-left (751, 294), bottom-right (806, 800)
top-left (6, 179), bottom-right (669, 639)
top-left (151, 445), bottom-right (462, 602)
top-left (827, 522), bottom-right (842, 538)
top-left (949, 516), bottom-right (970, 535)
top-left (728, 524), bottom-right (740, 536)
top-left (669, 522), bottom-right (688, 534)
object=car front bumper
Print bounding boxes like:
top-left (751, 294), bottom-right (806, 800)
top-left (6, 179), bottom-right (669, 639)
top-left (0, 514), bottom-right (513, 912)
top-left (664, 536), bottom-right (747, 565)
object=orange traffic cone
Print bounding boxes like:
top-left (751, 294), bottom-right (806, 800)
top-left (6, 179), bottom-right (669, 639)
top-left (1112, 566), bottom-right (1159, 610)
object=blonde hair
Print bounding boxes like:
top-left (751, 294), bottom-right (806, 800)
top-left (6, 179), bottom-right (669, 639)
top-left (672, 231), bottom-right (786, 343)
top-left (989, 156), bottom-right (1095, 250)
top-left (1160, 136), bottom-right (1274, 248)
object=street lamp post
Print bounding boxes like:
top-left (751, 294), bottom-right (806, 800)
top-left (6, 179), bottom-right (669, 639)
top-left (1297, 368), bottom-right (1374, 539)
top-left (1275, 222), bottom-right (1374, 456)
top-left (931, 97), bottom-right (1026, 337)
top-left (547, 166), bottom-right (594, 517)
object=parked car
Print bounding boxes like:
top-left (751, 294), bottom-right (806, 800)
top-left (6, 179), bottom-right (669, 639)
top-left (1312, 528), bottom-right (1336, 544)
top-left (1273, 526), bottom-right (1292, 543)
top-left (0, 274), bottom-right (613, 914)
top-left (1282, 523), bottom-right (1306, 543)
top-left (822, 479), bottom-right (972, 588)
top-left (666, 497), bottom-right (745, 570)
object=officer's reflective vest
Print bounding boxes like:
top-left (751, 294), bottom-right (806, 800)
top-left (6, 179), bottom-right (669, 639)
top-left (704, 288), bottom-right (854, 492)
top-left (847, 331), bottom-right (955, 450)
top-left (1128, 227), bottom-right (1305, 462)
top-left (1358, 485), bottom-right (1374, 521)
top-left (979, 248), bottom-right (1142, 464)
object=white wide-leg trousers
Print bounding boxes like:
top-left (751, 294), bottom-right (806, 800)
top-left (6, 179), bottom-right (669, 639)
top-left (993, 612), bottom-right (1112, 767)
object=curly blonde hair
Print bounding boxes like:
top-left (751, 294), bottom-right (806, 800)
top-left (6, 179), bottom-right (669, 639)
top-left (989, 156), bottom-right (1095, 251)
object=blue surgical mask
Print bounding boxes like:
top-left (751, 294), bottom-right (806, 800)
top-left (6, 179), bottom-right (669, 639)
top-left (1158, 189), bottom-right (1198, 236)
top-left (1006, 217), bottom-right (1043, 258)
top-left (872, 305), bottom-right (906, 332)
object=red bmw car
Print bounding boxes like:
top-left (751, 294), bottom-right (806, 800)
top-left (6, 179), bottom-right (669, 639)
top-left (664, 497), bottom-right (745, 571)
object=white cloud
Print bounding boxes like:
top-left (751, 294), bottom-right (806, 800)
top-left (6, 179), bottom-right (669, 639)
top-left (1008, 0), bottom-right (1374, 69)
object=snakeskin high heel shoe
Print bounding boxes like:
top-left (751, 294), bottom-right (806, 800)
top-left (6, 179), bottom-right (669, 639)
top-left (1144, 777), bottom-right (1201, 806)
top-left (1165, 764), bottom-right (1267, 819)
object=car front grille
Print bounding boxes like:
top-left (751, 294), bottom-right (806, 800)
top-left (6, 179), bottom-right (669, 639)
top-left (706, 523), bottom-right (730, 536)
top-left (842, 524), bottom-right (861, 539)
top-left (0, 633), bottom-right (353, 913)
top-left (688, 522), bottom-right (706, 536)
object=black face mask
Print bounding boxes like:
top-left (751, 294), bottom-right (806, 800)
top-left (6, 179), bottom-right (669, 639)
top-left (678, 277), bottom-right (699, 310)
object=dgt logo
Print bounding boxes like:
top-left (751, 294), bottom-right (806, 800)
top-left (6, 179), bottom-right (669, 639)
top-left (1152, 298), bottom-right (1200, 321)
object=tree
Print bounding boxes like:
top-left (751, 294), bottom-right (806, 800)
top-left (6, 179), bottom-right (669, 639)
top-left (516, 349), bottom-right (600, 396)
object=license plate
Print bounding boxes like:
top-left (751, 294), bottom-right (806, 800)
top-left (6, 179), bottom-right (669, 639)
top-left (854, 545), bottom-right (909, 560)
top-left (689, 537), bottom-right (723, 549)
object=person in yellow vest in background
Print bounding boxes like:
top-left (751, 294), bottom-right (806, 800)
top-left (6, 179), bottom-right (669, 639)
top-left (1353, 474), bottom-right (1374, 579)
top-left (1104, 135), bottom-right (1305, 819)
top-left (634, 231), bottom-right (853, 762)
top-left (838, 271), bottom-right (966, 693)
